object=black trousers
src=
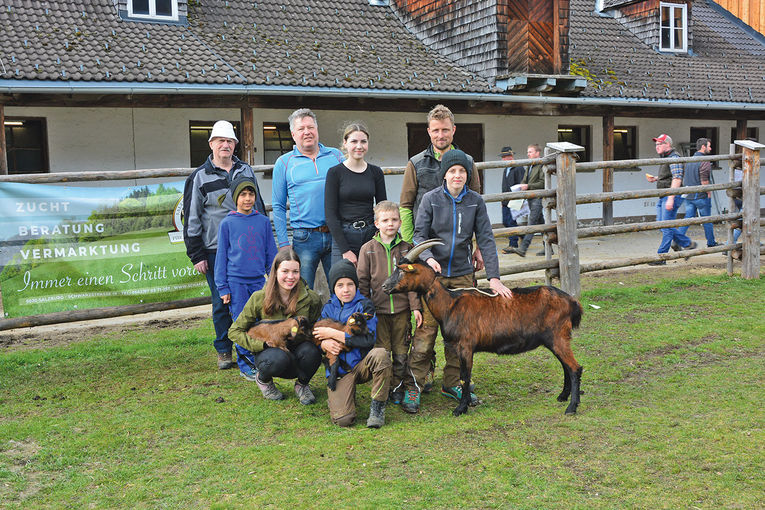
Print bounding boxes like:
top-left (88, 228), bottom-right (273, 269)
top-left (255, 341), bottom-right (322, 385)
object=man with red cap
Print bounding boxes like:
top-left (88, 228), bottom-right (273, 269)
top-left (645, 134), bottom-right (696, 265)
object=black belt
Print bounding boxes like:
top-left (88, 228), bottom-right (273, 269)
top-left (343, 219), bottom-right (373, 230)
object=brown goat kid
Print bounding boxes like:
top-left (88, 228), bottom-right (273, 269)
top-left (312, 312), bottom-right (370, 391)
top-left (381, 239), bottom-right (583, 417)
top-left (246, 316), bottom-right (311, 353)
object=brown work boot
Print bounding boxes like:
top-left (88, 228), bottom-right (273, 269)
top-left (216, 351), bottom-right (236, 370)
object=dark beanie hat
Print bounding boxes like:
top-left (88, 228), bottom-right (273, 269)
top-left (328, 259), bottom-right (359, 293)
top-left (229, 175), bottom-right (257, 206)
top-left (439, 149), bottom-right (472, 184)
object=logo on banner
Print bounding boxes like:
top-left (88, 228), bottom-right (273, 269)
top-left (168, 195), bottom-right (184, 244)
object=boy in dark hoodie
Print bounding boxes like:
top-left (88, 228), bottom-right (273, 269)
top-left (215, 176), bottom-right (278, 380)
top-left (313, 260), bottom-right (391, 428)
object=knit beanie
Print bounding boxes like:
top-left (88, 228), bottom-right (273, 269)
top-left (229, 175), bottom-right (257, 207)
top-left (439, 149), bottom-right (473, 184)
top-left (328, 259), bottom-right (359, 293)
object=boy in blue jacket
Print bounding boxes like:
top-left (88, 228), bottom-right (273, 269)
top-left (405, 149), bottom-right (513, 413)
top-left (215, 176), bottom-right (278, 380)
top-left (313, 260), bottom-right (392, 428)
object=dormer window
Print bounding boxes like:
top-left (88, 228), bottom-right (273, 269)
top-left (659, 2), bottom-right (687, 53)
top-left (127, 0), bottom-right (178, 21)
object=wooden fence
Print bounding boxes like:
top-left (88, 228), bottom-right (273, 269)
top-left (0, 143), bottom-right (761, 329)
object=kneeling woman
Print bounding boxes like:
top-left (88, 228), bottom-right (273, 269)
top-left (229, 248), bottom-right (323, 404)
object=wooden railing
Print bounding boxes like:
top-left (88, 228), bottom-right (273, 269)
top-left (0, 144), bottom-right (761, 328)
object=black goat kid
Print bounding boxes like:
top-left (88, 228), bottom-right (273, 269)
top-left (381, 239), bottom-right (583, 417)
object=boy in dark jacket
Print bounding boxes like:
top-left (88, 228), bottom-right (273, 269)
top-left (357, 201), bottom-right (422, 405)
top-left (313, 260), bottom-right (391, 428)
top-left (214, 176), bottom-right (278, 380)
top-left (407, 149), bottom-right (512, 414)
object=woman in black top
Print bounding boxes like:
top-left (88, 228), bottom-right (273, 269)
top-left (325, 123), bottom-right (387, 265)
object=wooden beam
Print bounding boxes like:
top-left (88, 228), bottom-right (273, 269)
top-left (602, 114), bottom-right (614, 225)
top-left (736, 118), bottom-right (748, 141)
top-left (735, 140), bottom-right (763, 279)
top-left (549, 142), bottom-right (583, 298)
top-left (240, 106), bottom-right (255, 166)
top-left (0, 104), bottom-right (7, 175)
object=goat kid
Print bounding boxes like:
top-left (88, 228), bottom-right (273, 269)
top-left (312, 312), bottom-right (371, 391)
top-left (246, 316), bottom-right (311, 353)
top-left (381, 239), bottom-right (583, 417)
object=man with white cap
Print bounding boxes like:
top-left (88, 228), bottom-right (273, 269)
top-left (183, 120), bottom-right (266, 369)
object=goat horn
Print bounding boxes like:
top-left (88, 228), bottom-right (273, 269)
top-left (405, 238), bottom-right (444, 262)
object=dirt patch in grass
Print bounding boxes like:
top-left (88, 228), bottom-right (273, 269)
top-left (0, 438), bottom-right (42, 502)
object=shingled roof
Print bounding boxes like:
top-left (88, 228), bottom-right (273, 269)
top-left (2, 0), bottom-right (765, 108)
top-left (569, 0), bottom-right (765, 104)
top-left (0, 0), bottom-right (490, 93)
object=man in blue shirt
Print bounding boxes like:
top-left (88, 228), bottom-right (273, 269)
top-left (272, 109), bottom-right (344, 288)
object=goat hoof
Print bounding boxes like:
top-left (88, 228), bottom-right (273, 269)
top-left (452, 406), bottom-right (468, 417)
top-left (557, 393), bottom-right (570, 402)
top-left (564, 406), bottom-right (578, 415)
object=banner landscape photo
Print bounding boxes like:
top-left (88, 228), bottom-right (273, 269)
top-left (0, 180), bottom-right (206, 318)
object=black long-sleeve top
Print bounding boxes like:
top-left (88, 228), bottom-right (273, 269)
top-left (324, 162), bottom-right (387, 253)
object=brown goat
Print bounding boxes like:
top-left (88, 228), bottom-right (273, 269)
top-left (246, 316), bottom-right (311, 353)
top-left (312, 312), bottom-right (370, 391)
top-left (381, 239), bottom-right (583, 417)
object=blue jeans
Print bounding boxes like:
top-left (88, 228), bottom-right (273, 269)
top-left (678, 196), bottom-right (716, 246)
top-left (204, 251), bottom-right (233, 354)
top-left (656, 196), bottom-right (692, 253)
top-left (501, 206), bottom-right (519, 247)
top-left (292, 228), bottom-right (332, 289)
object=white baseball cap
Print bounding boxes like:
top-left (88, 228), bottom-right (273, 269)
top-left (208, 120), bottom-right (238, 143)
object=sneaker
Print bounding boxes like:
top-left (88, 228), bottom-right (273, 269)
top-left (294, 382), bottom-right (316, 405)
top-left (670, 242), bottom-right (681, 252)
top-left (389, 390), bottom-right (404, 405)
top-left (501, 246), bottom-right (517, 254)
top-left (255, 374), bottom-right (285, 401)
top-left (239, 368), bottom-right (258, 382)
top-left (707, 242), bottom-right (719, 247)
top-left (682, 241), bottom-right (698, 251)
top-left (441, 385), bottom-right (479, 406)
top-left (216, 351), bottom-right (236, 370)
top-left (366, 400), bottom-right (386, 428)
top-left (647, 260), bottom-right (666, 266)
top-left (401, 389), bottom-right (420, 414)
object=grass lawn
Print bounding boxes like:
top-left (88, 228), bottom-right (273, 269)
top-left (1, 270), bottom-right (762, 508)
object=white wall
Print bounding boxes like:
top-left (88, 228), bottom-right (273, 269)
top-left (6, 105), bottom-right (764, 223)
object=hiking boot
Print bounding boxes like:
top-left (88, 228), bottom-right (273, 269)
top-left (671, 242), bottom-right (681, 252)
top-left (647, 260), bottom-right (666, 266)
top-left (441, 385), bottom-right (479, 406)
top-left (255, 374), bottom-right (285, 401)
top-left (401, 389), bottom-right (420, 414)
top-left (294, 382), bottom-right (316, 405)
top-left (239, 368), bottom-right (259, 382)
top-left (501, 246), bottom-right (517, 254)
top-left (217, 351), bottom-right (236, 370)
top-left (366, 399), bottom-right (386, 429)
top-left (389, 390), bottom-right (404, 405)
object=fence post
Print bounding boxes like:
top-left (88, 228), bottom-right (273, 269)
top-left (602, 114), bottom-right (614, 226)
top-left (734, 140), bottom-right (763, 279)
top-left (547, 142), bottom-right (583, 298)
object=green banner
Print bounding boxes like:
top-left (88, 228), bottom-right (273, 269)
top-left (0, 180), bottom-right (207, 318)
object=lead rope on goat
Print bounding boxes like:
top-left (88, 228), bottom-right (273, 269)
top-left (450, 286), bottom-right (499, 297)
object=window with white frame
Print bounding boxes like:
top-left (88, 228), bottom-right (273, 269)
top-left (659, 2), bottom-right (687, 53)
top-left (127, 0), bottom-right (178, 21)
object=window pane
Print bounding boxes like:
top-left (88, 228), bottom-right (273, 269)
top-left (262, 123), bottom-right (293, 165)
top-left (674, 28), bottom-right (684, 49)
top-left (557, 126), bottom-right (591, 162)
top-left (673, 8), bottom-right (684, 29)
top-left (155, 0), bottom-right (172, 16)
top-left (5, 119), bottom-right (48, 174)
top-left (613, 127), bottom-right (636, 160)
top-left (661, 27), bottom-right (671, 49)
top-left (132, 0), bottom-right (150, 14)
